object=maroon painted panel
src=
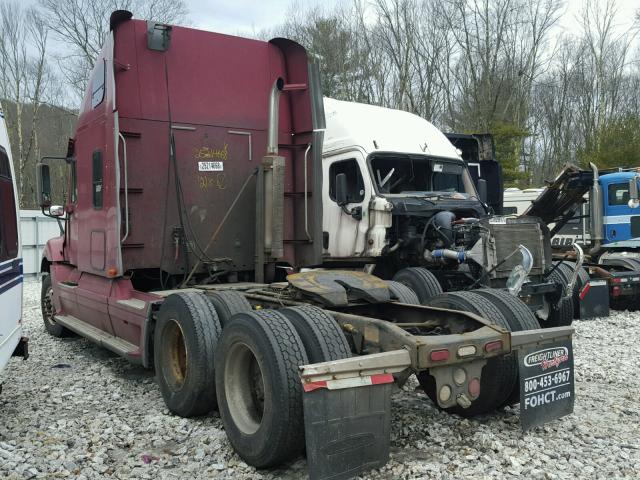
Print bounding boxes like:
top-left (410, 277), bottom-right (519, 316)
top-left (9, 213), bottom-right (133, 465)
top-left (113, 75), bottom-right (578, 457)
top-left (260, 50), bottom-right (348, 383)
top-left (72, 34), bottom-right (122, 278)
top-left (109, 19), bottom-right (317, 276)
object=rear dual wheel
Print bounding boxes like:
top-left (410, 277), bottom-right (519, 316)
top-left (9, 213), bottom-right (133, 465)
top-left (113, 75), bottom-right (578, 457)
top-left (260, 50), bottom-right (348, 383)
top-left (419, 291), bottom-right (517, 416)
top-left (545, 267), bottom-right (574, 327)
top-left (154, 292), bottom-right (222, 417)
top-left (215, 306), bottom-right (350, 468)
top-left (555, 262), bottom-right (590, 319)
top-left (473, 288), bottom-right (540, 406)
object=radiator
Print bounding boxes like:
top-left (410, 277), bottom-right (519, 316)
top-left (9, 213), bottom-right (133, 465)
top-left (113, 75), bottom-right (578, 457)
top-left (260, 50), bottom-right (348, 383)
top-left (485, 218), bottom-right (550, 279)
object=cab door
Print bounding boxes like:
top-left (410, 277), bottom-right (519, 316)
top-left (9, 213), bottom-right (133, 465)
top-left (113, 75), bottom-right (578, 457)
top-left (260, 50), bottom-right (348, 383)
top-left (62, 33), bottom-right (120, 336)
top-left (73, 33), bottom-right (122, 278)
top-left (604, 181), bottom-right (640, 243)
top-left (322, 151), bottom-right (371, 257)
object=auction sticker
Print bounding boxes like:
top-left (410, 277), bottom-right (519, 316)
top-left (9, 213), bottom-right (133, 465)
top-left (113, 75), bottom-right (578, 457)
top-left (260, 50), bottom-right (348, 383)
top-left (199, 161), bottom-right (223, 172)
top-left (519, 340), bottom-right (574, 430)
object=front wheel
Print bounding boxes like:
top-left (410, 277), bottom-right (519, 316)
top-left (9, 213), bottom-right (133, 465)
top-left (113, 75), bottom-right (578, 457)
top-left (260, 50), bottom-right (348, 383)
top-left (392, 267), bottom-right (442, 304)
top-left (41, 273), bottom-right (70, 337)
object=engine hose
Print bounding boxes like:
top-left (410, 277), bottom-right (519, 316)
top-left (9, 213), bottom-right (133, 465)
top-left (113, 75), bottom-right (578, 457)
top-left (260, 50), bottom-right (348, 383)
top-left (431, 249), bottom-right (467, 263)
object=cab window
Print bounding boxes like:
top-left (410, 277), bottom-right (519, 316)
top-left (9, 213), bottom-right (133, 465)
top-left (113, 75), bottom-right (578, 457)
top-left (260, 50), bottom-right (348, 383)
top-left (329, 159), bottom-right (365, 203)
top-left (608, 183), bottom-right (629, 206)
top-left (91, 59), bottom-right (106, 109)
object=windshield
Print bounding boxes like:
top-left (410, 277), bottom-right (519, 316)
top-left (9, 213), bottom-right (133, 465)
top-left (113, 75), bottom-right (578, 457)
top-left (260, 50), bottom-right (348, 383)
top-left (369, 154), bottom-right (475, 196)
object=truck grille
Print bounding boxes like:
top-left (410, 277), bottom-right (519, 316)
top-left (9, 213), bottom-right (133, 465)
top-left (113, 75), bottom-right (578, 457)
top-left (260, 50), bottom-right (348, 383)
top-left (487, 218), bottom-right (549, 278)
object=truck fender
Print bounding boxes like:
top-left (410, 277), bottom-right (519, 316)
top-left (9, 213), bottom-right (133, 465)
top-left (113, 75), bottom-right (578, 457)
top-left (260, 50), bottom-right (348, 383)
top-left (41, 236), bottom-right (65, 272)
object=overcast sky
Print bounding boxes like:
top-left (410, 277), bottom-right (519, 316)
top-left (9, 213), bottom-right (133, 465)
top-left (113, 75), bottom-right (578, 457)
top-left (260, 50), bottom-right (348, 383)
top-left (187, 0), bottom-right (638, 37)
top-left (186, 0), bottom-right (337, 36)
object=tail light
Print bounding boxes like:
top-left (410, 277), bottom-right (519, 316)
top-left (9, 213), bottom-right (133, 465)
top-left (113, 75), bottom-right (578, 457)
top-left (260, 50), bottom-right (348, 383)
top-left (484, 340), bottom-right (503, 353)
top-left (430, 349), bottom-right (450, 362)
top-left (468, 378), bottom-right (481, 398)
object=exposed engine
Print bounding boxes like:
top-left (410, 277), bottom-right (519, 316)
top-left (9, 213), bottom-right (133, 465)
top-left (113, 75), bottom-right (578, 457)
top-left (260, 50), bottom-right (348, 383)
top-left (385, 209), bottom-right (485, 272)
top-left (383, 207), bottom-right (550, 285)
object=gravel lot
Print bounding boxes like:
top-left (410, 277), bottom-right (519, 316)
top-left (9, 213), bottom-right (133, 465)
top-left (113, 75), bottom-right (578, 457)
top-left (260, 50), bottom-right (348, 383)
top-left (1, 279), bottom-right (639, 479)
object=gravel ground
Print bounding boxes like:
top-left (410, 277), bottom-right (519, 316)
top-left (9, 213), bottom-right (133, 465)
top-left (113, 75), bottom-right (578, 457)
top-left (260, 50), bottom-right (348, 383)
top-left (1, 279), bottom-right (639, 479)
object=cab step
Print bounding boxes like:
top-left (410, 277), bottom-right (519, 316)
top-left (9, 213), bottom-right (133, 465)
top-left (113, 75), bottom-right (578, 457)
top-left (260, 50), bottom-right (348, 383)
top-left (54, 314), bottom-right (139, 360)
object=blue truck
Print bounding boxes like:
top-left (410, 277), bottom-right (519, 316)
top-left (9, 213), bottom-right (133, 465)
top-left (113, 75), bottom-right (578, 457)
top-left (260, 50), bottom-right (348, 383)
top-left (523, 163), bottom-right (640, 313)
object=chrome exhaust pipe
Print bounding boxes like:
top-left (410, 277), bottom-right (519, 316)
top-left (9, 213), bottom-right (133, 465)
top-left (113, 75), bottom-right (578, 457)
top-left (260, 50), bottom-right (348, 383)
top-left (262, 77), bottom-right (286, 259)
top-left (267, 77), bottom-right (284, 155)
top-left (589, 162), bottom-right (603, 256)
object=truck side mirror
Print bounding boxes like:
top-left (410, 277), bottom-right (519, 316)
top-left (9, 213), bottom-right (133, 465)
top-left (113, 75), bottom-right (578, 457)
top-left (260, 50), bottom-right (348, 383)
top-left (477, 178), bottom-right (488, 204)
top-left (335, 173), bottom-right (348, 206)
top-left (36, 163), bottom-right (52, 208)
top-left (629, 177), bottom-right (639, 209)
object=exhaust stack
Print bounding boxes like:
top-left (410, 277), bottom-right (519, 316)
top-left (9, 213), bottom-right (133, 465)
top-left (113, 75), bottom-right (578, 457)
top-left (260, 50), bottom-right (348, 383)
top-left (259, 77), bottom-right (286, 270)
top-left (267, 78), bottom-right (285, 155)
top-left (589, 162), bottom-right (604, 255)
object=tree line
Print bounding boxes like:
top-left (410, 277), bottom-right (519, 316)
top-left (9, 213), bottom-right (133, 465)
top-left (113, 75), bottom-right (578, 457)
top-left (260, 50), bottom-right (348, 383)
top-left (274, 0), bottom-right (640, 185)
top-left (1, 0), bottom-right (638, 208)
top-left (0, 0), bottom-right (187, 208)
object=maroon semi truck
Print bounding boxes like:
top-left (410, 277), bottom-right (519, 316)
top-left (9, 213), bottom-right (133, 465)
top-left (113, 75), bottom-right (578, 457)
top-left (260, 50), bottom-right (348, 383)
top-left (36, 11), bottom-right (576, 478)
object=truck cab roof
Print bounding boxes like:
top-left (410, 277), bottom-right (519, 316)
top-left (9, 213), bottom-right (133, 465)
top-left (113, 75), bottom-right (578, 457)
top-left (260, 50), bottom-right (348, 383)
top-left (322, 97), bottom-right (460, 160)
top-left (599, 171), bottom-right (640, 186)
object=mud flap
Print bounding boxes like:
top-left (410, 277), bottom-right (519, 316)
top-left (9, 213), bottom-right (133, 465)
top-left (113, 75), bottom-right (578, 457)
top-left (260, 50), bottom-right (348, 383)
top-left (578, 279), bottom-right (609, 319)
top-left (299, 350), bottom-right (412, 480)
top-left (11, 336), bottom-right (29, 360)
top-left (518, 337), bottom-right (574, 430)
top-left (302, 376), bottom-right (393, 480)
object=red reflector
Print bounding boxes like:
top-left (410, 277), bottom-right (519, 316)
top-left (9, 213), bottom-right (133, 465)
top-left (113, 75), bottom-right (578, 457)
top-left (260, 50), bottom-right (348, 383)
top-left (484, 340), bottom-right (503, 353)
top-left (612, 286), bottom-right (621, 297)
top-left (371, 373), bottom-right (395, 385)
top-left (579, 283), bottom-right (591, 300)
top-left (468, 378), bottom-right (481, 397)
top-left (430, 349), bottom-right (450, 362)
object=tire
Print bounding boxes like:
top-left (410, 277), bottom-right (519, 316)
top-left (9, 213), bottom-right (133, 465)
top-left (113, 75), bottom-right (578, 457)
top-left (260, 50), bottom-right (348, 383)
top-left (392, 267), bottom-right (443, 304)
top-left (418, 291), bottom-right (517, 416)
top-left (473, 288), bottom-right (541, 406)
top-left (215, 309), bottom-right (308, 468)
top-left (41, 273), bottom-right (71, 337)
top-left (545, 268), bottom-right (574, 327)
top-left (204, 290), bottom-right (252, 326)
top-left (154, 292), bottom-right (222, 417)
top-left (386, 280), bottom-right (420, 305)
top-left (279, 305), bottom-right (351, 363)
top-left (473, 288), bottom-right (540, 332)
top-left (556, 262), bottom-right (589, 319)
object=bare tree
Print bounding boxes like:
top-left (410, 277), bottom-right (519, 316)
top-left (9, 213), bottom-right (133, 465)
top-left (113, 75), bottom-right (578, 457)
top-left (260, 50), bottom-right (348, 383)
top-left (38, 0), bottom-right (189, 100)
top-left (0, 1), bottom-right (54, 205)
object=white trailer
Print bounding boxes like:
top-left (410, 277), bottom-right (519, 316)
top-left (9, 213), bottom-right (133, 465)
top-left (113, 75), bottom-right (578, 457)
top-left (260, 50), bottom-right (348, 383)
top-left (504, 188), bottom-right (590, 249)
top-left (0, 111), bottom-right (28, 383)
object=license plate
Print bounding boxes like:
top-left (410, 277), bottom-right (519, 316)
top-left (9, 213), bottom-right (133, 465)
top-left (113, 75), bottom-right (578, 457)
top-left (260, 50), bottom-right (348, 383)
top-left (519, 339), bottom-right (574, 430)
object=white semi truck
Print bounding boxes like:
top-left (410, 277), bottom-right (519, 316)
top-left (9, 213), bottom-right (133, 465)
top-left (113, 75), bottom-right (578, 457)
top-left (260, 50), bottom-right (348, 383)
top-left (320, 98), bottom-right (578, 328)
